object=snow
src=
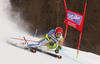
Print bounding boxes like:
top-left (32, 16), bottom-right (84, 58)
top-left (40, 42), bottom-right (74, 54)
top-left (0, 0), bottom-right (100, 64)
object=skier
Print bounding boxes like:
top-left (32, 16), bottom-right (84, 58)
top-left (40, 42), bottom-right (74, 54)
top-left (21, 27), bottom-right (64, 53)
top-left (38, 27), bottom-right (64, 53)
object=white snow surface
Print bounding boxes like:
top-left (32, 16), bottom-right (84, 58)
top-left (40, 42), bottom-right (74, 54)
top-left (0, 0), bottom-right (100, 64)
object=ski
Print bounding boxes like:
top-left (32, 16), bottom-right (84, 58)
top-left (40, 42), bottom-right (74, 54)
top-left (7, 42), bottom-right (62, 59)
top-left (8, 37), bottom-right (62, 59)
top-left (29, 47), bottom-right (62, 59)
top-left (23, 37), bottom-right (62, 59)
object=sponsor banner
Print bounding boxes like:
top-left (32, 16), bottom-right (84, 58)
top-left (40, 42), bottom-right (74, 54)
top-left (64, 10), bottom-right (84, 31)
top-left (67, 10), bottom-right (83, 25)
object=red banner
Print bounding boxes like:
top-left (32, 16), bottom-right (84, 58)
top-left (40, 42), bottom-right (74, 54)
top-left (64, 10), bottom-right (85, 31)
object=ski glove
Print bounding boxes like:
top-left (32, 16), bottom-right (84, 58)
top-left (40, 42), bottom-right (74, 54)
top-left (50, 41), bottom-right (55, 46)
top-left (55, 46), bottom-right (62, 53)
top-left (55, 48), bottom-right (59, 53)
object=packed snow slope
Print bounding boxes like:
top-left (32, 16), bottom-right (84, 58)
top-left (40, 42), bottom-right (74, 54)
top-left (0, 39), bottom-right (100, 64)
top-left (0, 0), bottom-right (100, 64)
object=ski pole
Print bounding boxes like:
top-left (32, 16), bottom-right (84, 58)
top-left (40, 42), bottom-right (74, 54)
top-left (35, 29), bottom-right (38, 37)
top-left (10, 37), bottom-right (37, 42)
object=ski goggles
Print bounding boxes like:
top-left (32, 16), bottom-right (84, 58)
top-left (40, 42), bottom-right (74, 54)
top-left (56, 33), bottom-right (62, 37)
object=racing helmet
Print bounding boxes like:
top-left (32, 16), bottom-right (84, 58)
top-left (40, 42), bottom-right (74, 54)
top-left (55, 27), bottom-right (63, 34)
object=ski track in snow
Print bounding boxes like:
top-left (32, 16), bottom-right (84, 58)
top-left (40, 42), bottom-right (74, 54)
top-left (0, 0), bottom-right (100, 64)
top-left (60, 48), bottom-right (84, 64)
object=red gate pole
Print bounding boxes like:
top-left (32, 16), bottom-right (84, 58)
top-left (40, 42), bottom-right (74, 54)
top-left (83, 0), bottom-right (87, 16)
top-left (63, 0), bottom-right (68, 45)
top-left (76, 0), bottom-right (87, 59)
top-left (63, 24), bottom-right (68, 45)
top-left (64, 0), bottom-right (67, 17)
top-left (76, 31), bottom-right (82, 58)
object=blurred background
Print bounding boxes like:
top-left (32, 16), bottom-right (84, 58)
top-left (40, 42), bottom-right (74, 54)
top-left (9, 0), bottom-right (100, 55)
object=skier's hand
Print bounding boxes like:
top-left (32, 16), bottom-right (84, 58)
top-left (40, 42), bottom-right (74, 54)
top-left (55, 46), bottom-right (62, 53)
top-left (55, 48), bottom-right (59, 53)
top-left (50, 41), bottom-right (54, 46)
